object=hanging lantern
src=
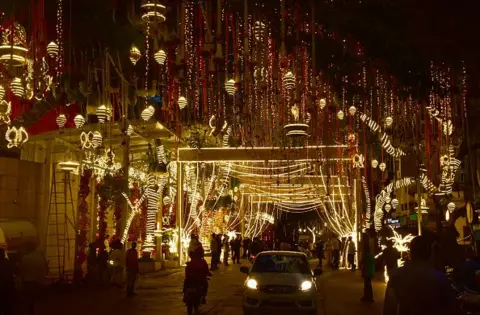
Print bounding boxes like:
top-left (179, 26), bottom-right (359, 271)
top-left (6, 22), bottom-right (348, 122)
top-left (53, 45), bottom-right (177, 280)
top-left (253, 21), bottom-right (266, 41)
top-left (337, 110), bottom-right (345, 120)
top-left (385, 116), bottom-right (393, 127)
top-left (141, 1), bottom-right (166, 23)
top-left (447, 202), bottom-right (456, 212)
top-left (141, 106), bottom-right (155, 121)
top-left (0, 85), bottom-right (5, 100)
top-left (391, 199), bottom-right (399, 209)
top-left (92, 131), bottom-right (103, 148)
top-left (371, 159), bottom-right (379, 168)
top-left (348, 106), bottom-right (357, 116)
top-left (74, 114), bottom-right (85, 128)
top-left (283, 71), bottom-right (296, 90)
top-left (56, 114), bottom-right (67, 128)
top-left (47, 41), bottom-right (59, 58)
top-left (385, 196), bottom-right (391, 204)
top-left (10, 77), bottom-right (24, 97)
top-left (379, 162), bottom-right (386, 172)
top-left (178, 96), bottom-right (187, 110)
top-left (154, 49), bottom-right (167, 65)
top-left (126, 124), bottom-right (134, 136)
top-left (384, 204), bottom-right (392, 212)
top-left (129, 45), bottom-right (141, 65)
top-left (225, 79), bottom-right (236, 96)
top-left (0, 23), bottom-right (28, 66)
top-left (319, 98), bottom-right (327, 109)
top-left (96, 105), bottom-right (108, 123)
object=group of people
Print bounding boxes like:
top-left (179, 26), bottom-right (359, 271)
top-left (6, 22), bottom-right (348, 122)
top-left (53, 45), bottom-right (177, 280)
top-left (208, 234), bottom-right (263, 270)
top-left (314, 236), bottom-right (355, 270)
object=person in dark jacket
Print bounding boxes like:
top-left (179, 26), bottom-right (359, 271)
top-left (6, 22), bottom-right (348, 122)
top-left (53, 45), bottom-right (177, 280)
top-left (243, 238), bottom-right (251, 258)
top-left (125, 242), bottom-right (139, 297)
top-left (316, 240), bottom-right (325, 268)
top-left (383, 235), bottom-right (457, 315)
top-left (232, 236), bottom-right (242, 264)
top-left (361, 236), bottom-right (375, 303)
top-left (249, 237), bottom-right (263, 257)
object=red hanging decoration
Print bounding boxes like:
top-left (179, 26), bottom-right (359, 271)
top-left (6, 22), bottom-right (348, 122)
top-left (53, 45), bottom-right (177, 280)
top-left (74, 169), bottom-right (92, 280)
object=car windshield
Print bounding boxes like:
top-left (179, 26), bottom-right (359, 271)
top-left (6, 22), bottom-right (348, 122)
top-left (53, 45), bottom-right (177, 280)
top-left (251, 254), bottom-right (311, 274)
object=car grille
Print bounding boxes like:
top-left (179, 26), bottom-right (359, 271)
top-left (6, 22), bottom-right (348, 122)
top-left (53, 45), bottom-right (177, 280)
top-left (261, 300), bottom-right (297, 307)
top-left (259, 285), bottom-right (297, 294)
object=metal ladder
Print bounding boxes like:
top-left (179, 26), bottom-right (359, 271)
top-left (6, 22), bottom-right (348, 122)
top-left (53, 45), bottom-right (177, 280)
top-left (45, 168), bottom-right (76, 282)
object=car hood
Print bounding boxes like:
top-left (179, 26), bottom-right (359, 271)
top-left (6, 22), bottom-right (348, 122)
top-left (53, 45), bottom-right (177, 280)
top-left (250, 272), bottom-right (312, 286)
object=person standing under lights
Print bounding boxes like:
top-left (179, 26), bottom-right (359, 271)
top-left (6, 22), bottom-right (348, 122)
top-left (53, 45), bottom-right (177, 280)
top-left (125, 242), bottom-right (139, 297)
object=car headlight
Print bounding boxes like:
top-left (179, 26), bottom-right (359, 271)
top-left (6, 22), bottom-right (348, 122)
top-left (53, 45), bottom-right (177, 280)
top-left (300, 280), bottom-right (313, 291)
top-left (246, 278), bottom-right (258, 290)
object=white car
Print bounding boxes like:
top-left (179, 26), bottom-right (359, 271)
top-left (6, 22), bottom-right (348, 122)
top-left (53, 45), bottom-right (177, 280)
top-left (240, 251), bottom-right (320, 315)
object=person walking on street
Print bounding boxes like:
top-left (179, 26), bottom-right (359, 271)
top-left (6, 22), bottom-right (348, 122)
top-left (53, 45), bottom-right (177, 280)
top-left (223, 235), bottom-right (230, 266)
top-left (0, 248), bottom-right (15, 315)
top-left (383, 235), bottom-right (457, 315)
top-left (210, 234), bottom-right (218, 270)
top-left (382, 240), bottom-right (399, 280)
top-left (315, 240), bottom-right (325, 269)
top-left (125, 242), bottom-right (139, 297)
top-left (242, 238), bottom-right (251, 258)
top-left (347, 236), bottom-right (356, 271)
top-left (331, 237), bottom-right (340, 269)
top-left (361, 236), bottom-right (375, 303)
top-left (232, 236), bottom-right (241, 264)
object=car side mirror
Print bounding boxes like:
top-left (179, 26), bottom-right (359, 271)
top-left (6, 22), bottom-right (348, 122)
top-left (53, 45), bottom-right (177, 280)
top-left (240, 266), bottom-right (249, 274)
top-left (313, 268), bottom-right (323, 276)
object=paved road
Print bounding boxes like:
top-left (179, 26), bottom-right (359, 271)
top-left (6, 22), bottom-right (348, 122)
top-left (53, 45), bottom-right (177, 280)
top-left (23, 263), bottom-right (386, 315)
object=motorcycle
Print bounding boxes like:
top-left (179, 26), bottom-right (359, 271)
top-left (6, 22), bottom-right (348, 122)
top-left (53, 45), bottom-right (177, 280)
top-left (450, 279), bottom-right (480, 315)
top-left (184, 278), bottom-right (210, 315)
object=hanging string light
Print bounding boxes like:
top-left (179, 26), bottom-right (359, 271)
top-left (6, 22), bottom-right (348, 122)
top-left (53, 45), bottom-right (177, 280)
top-left (47, 41), bottom-right (59, 58)
top-left (254, 21), bottom-right (266, 41)
top-left (10, 78), bottom-right (24, 97)
top-left (129, 45), bottom-right (141, 65)
top-left (178, 96), bottom-right (187, 110)
top-left (371, 159), bottom-right (379, 168)
top-left (0, 85), bottom-right (5, 100)
top-left (56, 113), bottom-right (67, 128)
top-left (74, 114), bottom-right (85, 128)
top-left (337, 110), bottom-right (345, 120)
top-left (154, 49), bottom-right (167, 65)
